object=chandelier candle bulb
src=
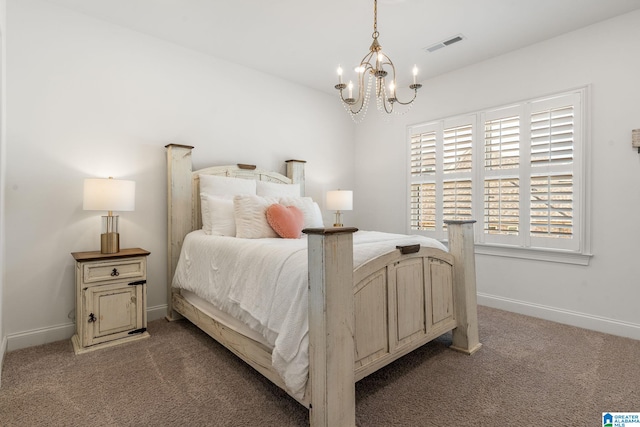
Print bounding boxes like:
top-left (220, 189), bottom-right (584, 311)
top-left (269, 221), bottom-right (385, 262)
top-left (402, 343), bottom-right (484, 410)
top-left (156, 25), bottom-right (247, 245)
top-left (413, 65), bottom-right (418, 84)
top-left (337, 65), bottom-right (343, 84)
top-left (348, 81), bottom-right (353, 98)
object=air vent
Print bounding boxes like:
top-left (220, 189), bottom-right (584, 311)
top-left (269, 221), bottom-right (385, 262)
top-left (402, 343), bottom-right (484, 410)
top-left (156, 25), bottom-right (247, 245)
top-left (424, 34), bottom-right (465, 53)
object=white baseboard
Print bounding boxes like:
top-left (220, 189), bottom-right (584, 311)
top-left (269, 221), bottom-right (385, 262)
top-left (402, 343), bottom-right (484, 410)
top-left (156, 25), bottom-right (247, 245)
top-left (0, 334), bottom-right (7, 387)
top-left (6, 304), bottom-right (170, 352)
top-left (478, 292), bottom-right (640, 340)
top-left (147, 304), bottom-right (168, 321)
top-left (6, 322), bottom-right (75, 352)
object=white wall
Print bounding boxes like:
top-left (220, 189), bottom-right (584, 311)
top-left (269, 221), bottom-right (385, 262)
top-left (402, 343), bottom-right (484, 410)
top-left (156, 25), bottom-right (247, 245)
top-left (355, 10), bottom-right (640, 339)
top-left (4, 0), bottom-right (354, 349)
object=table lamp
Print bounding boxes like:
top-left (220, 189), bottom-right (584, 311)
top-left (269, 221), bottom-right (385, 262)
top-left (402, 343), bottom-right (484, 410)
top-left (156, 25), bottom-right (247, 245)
top-left (326, 190), bottom-right (353, 227)
top-left (83, 177), bottom-right (136, 254)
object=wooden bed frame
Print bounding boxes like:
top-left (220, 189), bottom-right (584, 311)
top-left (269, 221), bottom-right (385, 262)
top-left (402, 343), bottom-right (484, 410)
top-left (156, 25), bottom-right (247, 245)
top-left (166, 144), bottom-right (481, 426)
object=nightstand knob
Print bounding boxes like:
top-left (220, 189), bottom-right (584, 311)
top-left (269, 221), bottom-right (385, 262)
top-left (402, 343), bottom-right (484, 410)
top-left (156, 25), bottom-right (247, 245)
top-left (88, 313), bottom-right (97, 323)
top-left (110, 268), bottom-right (120, 277)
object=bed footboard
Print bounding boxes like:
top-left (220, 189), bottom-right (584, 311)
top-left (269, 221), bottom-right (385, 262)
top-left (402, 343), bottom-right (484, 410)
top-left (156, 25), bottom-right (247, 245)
top-left (304, 222), bottom-right (480, 427)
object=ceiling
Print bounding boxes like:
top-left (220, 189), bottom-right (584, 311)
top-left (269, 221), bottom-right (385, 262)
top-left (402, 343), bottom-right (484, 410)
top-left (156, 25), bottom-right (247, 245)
top-left (45, 0), bottom-right (640, 94)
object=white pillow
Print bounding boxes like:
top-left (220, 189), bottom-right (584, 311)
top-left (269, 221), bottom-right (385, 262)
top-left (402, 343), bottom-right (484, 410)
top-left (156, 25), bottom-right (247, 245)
top-left (279, 197), bottom-right (324, 229)
top-left (199, 175), bottom-right (256, 233)
top-left (201, 194), bottom-right (236, 236)
top-left (256, 180), bottom-right (301, 198)
top-left (234, 195), bottom-right (279, 239)
top-left (199, 174), bottom-right (257, 199)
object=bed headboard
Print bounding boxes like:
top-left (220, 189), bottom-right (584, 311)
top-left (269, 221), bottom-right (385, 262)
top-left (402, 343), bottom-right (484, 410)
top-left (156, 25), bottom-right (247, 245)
top-left (165, 143), bottom-right (306, 318)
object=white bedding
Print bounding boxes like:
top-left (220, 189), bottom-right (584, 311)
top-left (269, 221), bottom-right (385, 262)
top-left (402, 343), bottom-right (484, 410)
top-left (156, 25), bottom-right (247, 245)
top-left (172, 230), bottom-right (447, 399)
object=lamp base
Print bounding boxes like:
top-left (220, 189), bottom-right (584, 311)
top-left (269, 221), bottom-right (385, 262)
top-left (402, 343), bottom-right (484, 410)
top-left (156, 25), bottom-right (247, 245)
top-left (101, 232), bottom-right (120, 254)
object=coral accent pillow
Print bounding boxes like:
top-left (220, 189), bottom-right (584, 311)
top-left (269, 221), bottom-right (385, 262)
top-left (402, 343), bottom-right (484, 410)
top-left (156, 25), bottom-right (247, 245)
top-left (266, 204), bottom-right (304, 239)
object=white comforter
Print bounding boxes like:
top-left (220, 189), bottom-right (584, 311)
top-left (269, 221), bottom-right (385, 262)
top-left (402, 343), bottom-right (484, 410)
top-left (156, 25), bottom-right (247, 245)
top-left (172, 230), bottom-right (447, 399)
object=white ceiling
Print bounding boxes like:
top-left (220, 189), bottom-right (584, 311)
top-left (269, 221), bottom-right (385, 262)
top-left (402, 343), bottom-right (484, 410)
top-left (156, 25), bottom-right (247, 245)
top-left (45, 0), bottom-right (640, 94)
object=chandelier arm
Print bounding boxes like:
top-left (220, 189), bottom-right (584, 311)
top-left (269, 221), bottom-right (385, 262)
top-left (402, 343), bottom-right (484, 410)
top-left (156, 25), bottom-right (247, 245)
top-left (391, 88), bottom-right (420, 106)
top-left (348, 72), bottom-right (374, 116)
top-left (345, 68), bottom-right (369, 115)
top-left (360, 51), bottom-right (376, 69)
top-left (349, 51), bottom-right (375, 105)
top-left (382, 97), bottom-right (394, 113)
top-left (336, 90), bottom-right (352, 104)
top-left (336, 88), bottom-right (367, 115)
top-left (349, 73), bottom-right (367, 115)
top-left (375, 76), bottom-right (394, 114)
top-left (349, 60), bottom-right (375, 113)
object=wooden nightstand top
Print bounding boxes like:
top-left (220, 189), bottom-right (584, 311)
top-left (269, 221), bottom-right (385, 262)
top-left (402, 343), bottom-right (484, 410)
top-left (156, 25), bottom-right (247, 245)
top-left (71, 248), bottom-right (150, 262)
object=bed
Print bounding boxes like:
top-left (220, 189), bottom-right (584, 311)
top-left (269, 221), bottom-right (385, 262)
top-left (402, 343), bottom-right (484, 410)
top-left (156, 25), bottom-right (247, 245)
top-left (166, 144), bottom-right (481, 426)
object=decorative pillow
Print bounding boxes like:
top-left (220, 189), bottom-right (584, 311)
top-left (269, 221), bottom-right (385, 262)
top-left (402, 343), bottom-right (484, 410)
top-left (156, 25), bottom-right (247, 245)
top-left (200, 194), bottom-right (235, 236)
top-left (278, 197), bottom-right (324, 228)
top-left (266, 204), bottom-right (304, 239)
top-left (199, 174), bottom-right (257, 199)
top-left (256, 180), bottom-right (301, 198)
top-left (234, 195), bottom-right (279, 239)
top-left (199, 175), bottom-right (256, 233)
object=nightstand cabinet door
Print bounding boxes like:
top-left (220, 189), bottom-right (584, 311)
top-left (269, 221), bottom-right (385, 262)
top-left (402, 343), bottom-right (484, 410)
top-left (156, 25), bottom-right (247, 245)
top-left (71, 248), bottom-right (150, 354)
top-left (83, 281), bottom-right (145, 347)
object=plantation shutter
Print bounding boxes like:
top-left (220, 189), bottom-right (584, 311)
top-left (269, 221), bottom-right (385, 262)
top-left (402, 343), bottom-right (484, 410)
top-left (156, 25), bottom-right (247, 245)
top-left (530, 174), bottom-right (573, 238)
top-left (484, 178), bottom-right (520, 235)
top-left (410, 183), bottom-right (436, 230)
top-left (443, 124), bottom-right (473, 173)
top-left (411, 131), bottom-right (436, 176)
top-left (482, 108), bottom-right (521, 244)
top-left (442, 179), bottom-right (473, 223)
top-left (528, 94), bottom-right (580, 251)
top-left (530, 106), bottom-right (574, 167)
top-left (409, 125), bottom-right (438, 232)
top-left (442, 122), bottom-right (474, 230)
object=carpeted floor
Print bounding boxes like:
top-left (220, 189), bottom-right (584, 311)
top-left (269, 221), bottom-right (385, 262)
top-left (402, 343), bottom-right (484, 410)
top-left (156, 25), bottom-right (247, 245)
top-left (0, 305), bottom-right (638, 426)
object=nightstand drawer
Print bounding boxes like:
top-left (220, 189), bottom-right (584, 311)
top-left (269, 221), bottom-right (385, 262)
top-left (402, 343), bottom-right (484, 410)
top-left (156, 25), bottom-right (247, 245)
top-left (82, 257), bottom-right (146, 284)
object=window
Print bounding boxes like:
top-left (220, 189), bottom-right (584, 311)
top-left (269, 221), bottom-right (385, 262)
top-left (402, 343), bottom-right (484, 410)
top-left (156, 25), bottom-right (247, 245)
top-left (408, 88), bottom-right (590, 263)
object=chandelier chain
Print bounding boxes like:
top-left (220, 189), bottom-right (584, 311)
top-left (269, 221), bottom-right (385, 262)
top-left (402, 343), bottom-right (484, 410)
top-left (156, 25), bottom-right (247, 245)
top-left (372, 0), bottom-right (378, 39)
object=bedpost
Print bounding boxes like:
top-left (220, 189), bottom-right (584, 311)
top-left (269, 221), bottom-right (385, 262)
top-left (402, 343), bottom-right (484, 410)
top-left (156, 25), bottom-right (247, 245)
top-left (285, 159), bottom-right (306, 196)
top-left (166, 144), bottom-right (195, 320)
top-left (445, 220), bottom-right (482, 355)
top-left (304, 227), bottom-right (358, 427)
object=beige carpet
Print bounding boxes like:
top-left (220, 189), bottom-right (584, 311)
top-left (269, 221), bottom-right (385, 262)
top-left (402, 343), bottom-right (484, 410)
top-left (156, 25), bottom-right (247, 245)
top-left (1, 306), bottom-right (638, 426)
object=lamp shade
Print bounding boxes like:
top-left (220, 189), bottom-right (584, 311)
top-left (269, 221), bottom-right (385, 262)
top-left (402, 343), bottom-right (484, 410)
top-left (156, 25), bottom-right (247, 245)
top-left (83, 178), bottom-right (136, 212)
top-left (326, 190), bottom-right (353, 211)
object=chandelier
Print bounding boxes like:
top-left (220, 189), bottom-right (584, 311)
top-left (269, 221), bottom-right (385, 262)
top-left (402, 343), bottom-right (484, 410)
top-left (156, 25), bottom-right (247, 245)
top-left (335, 0), bottom-right (421, 121)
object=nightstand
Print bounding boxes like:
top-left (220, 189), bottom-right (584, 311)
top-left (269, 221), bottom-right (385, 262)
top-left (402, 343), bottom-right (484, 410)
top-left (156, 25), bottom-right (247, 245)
top-left (70, 248), bottom-right (151, 354)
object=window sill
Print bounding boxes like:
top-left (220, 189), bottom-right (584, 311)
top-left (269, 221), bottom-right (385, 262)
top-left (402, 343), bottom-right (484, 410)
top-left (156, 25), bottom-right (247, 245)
top-left (470, 244), bottom-right (592, 266)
